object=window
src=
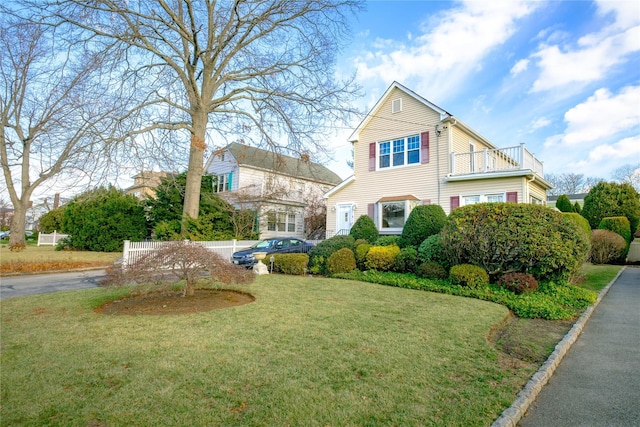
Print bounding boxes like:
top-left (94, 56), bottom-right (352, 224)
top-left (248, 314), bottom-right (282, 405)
top-left (267, 211), bottom-right (296, 233)
top-left (486, 193), bottom-right (505, 203)
top-left (381, 201), bottom-right (405, 228)
top-left (531, 196), bottom-right (543, 205)
top-left (462, 195), bottom-right (481, 206)
top-left (378, 135), bottom-right (420, 170)
top-left (461, 192), bottom-right (505, 206)
top-left (215, 173), bottom-right (232, 192)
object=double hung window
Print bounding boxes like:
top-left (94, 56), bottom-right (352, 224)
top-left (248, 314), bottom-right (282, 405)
top-left (267, 212), bottom-right (296, 232)
top-left (378, 135), bottom-right (420, 169)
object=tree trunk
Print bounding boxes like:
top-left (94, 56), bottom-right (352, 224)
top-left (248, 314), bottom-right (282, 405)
top-left (181, 114), bottom-right (207, 234)
top-left (8, 201), bottom-right (28, 247)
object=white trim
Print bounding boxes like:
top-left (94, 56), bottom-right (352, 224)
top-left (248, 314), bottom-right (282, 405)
top-left (445, 169), bottom-right (553, 189)
top-left (324, 175), bottom-right (355, 199)
top-left (459, 191), bottom-right (506, 206)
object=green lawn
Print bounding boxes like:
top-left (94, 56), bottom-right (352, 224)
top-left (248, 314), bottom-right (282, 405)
top-left (0, 275), bottom-right (535, 426)
top-left (0, 245), bottom-right (119, 274)
top-left (573, 263), bottom-right (623, 292)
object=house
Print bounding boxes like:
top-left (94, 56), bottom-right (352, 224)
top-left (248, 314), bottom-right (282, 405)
top-left (205, 142), bottom-right (342, 239)
top-left (125, 171), bottom-right (171, 199)
top-left (325, 82), bottom-right (552, 236)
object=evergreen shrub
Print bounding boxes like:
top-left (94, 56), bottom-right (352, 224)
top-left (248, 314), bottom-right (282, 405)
top-left (349, 215), bottom-right (379, 244)
top-left (449, 264), bottom-right (489, 289)
top-left (393, 247), bottom-right (418, 273)
top-left (598, 216), bottom-right (631, 243)
top-left (272, 254), bottom-right (309, 275)
top-left (398, 205), bottom-right (447, 248)
top-left (374, 235), bottom-right (400, 246)
top-left (581, 182), bottom-right (640, 234)
top-left (327, 248), bottom-right (357, 275)
top-left (308, 235), bottom-right (355, 275)
top-left (555, 194), bottom-right (573, 212)
top-left (355, 243), bottom-right (372, 270)
top-left (417, 261), bottom-right (448, 280)
top-left (365, 245), bottom-right (400, 271)
top-left (417, 234), bottom-right (451, 269)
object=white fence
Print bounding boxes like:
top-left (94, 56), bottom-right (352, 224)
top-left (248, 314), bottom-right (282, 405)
top-left (37, 231), bottom-right (69, 246)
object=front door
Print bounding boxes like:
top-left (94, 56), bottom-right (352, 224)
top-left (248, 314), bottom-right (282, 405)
top-left (337, 204), bottom-right (354, 233)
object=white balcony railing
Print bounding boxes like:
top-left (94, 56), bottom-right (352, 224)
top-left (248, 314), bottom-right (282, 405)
top-left (450, 143), bottom-right (544, 178)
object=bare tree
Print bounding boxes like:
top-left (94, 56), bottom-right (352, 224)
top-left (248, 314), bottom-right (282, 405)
top-left (34, 0), bottom-right (362, 233)
top-left (546, 173), bottom-right (603, 196)
top-left (0, 13), bottom-right (131, 247)
top-left (612, 163), bottom-right (640, 192)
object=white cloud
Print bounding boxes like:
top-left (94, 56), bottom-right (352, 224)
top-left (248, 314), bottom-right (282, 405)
top-left (530, 1), bottom-right (640, 92)
top-left (353, 0), bottom-right (539, 102)
top-left (569, 135), bottom-right (640, 173)
top-left (529, 117), bottom-right (551, 131)
top-left (562, 86), bottom-right (640, 145)
top-left (510, 59), bottom-right (529, 76)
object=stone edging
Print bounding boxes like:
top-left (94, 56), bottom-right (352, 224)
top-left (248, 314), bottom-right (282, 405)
top-left (491, 266), bottom-right (627, 427)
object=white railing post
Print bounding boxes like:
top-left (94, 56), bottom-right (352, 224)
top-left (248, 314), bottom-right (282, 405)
top-left (450, 152), bottom-right (456, 174)
top-left (122, 240), bottom-right (130, 270)
top-left (37, 233), bottom-right (42, 246)
top-left (519, 143), bottom-right (525, 169)
top-left (483, 148), bottom-right (488, 172)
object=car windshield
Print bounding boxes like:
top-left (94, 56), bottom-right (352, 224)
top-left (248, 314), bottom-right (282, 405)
top-left (251, 240), bottom-right (275, 249)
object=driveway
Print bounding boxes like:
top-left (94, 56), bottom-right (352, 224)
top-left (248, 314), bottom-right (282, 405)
top-left (0, 270), bottom-right (106, 300)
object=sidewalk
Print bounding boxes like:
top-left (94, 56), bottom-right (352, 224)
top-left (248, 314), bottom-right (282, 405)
top-left (518, 267), bottom-right (640, 426)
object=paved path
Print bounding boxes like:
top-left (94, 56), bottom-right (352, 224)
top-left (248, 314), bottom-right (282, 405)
top-left (518, 267), bottom-right (640, 426)
top-left (0, 270), bottom-right (106, 300)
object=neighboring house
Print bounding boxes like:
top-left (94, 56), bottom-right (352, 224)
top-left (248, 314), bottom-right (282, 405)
top-left (325, 81), bottom-right (552, 236)
top-left (547, 193), bottom-right (588, 210)
top-left (205, 142), bottom-right (342, 239)
top-left (125, 171), bottom-right (171, 199)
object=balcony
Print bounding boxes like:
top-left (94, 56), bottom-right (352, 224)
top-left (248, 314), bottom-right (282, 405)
top-left (449, 143), bottom-right (544, 179)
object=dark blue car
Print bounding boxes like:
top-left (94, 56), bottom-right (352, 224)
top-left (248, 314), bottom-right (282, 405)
top-left (231, 238), bottom-right (314, 267)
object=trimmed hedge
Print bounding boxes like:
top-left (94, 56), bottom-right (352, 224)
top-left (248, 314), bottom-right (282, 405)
top-left (336, 270), bottom-right (597, 320)
top-left (563, 212), bottom-right (591, 241)
top-left (355, 243), bottom-right (372, 270)
top-left (365, 245), bottom-right (400, 271)
top-left (441, 203), bottom-right (589, 283)
top-left (272, 254), bottom-right (309, 275)
top-left (589, 230), bottom-right (626, 264)
top-left (598, 216), bottom-right (631, 243)
top-left (308, 235), bottom-right (355, 275)
top-left (497, 272), bottom-right (538, 294)
top-left (374, 235), bottom-right (400, 246)
top-left (398, 205), bottom-right (447, 248)
top-left (555, 194), bottom-right (573, 212)
top-left (327, 248), bottom-right (357, 275)
top-left (417, 234), bottom-right (451, 270)
top-left (449, 264), bottom-right (489, 289)
top-left (417, 261), bottom-right (448, 280)
top-left (349, 215), bottom-right (379, 244)
top-left (393, 247), bottom-right (418, 273)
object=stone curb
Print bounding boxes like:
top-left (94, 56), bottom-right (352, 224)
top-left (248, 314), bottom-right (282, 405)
top-left (491, 267), bottom-right (627, 427)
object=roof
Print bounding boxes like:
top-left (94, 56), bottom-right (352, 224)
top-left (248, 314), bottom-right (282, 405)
top-left (547, 193), bottom-right (589, 201)
top-left (225, 142), bottom-right (342, 185)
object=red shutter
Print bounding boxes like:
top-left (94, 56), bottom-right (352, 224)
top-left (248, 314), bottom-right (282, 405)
top-left (450, 196), bottom-right (460, 210)
top-left (422, 199), bottom-right (431, 205)
top-left (369, 143), bottom-right (376, 171)
top-left (420, 131), bottom-right (429, 164)
top-left (367, 203), bottom-right (375, 219)
top-left (507, 192), bottom-right (518, 203)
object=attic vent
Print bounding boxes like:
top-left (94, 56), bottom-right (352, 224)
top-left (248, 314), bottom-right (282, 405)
top-left (391, 98), bottom-right (402, 113)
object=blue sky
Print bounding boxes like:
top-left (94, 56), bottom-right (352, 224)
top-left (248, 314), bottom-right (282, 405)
top-left (327, 0), bottom-right (640, 180)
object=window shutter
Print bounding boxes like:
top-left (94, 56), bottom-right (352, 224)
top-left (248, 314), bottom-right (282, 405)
top-left (227, 172), bottom-right (233, 190)
top-left (422, 199), bottom-right (431, 205)
top-left (367, 203), bottom-right (375, 219)
top-left (421, 131), bottom-right (429, 164)
top-left (450, 196), bottom-right (460, 211)
top-left (369, 143), bottom-right (376, 171)
top-left (507, 192), bottom-right (518, 203)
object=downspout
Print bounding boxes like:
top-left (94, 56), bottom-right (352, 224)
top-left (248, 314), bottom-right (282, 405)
top-left (435, 124), bottom-right (441, 205)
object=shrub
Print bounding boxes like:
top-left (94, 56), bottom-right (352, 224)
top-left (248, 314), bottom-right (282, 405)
top-left (308, 235), bottom-right (355, 275)
top-left (598, 216), bottom-right (631, 243)
top-left (374, 235), bottom-right (400, 246)
top-left (417, 261), bottom-right (448, 280)
top-left (573, 202), bottom-right (582, 214)
top-left (497, 272), bottom-right (538, 294)
top-left (393, 247), bottom-right (418, 273)
top-left (581, 182), bottom-right (640, 235)
top-left (441, 203), bottom-right (590, 283)
top-left (555, 194), bottom-right (573, 212)
top-left (355, 243), bottom-right (372, 270)
top-left (101, 241), bottom-right (254, 295)
top-left (563, 212), bottom-right (591, 241)
top-left (349, 215), bottom-right (379, 244)
top-left (417, 234), bottom-right (451, 270)
top-left (398, 205), bottom-right (447, 248)
top-left (38, 207), bottom-right (67, 233)
top-left (449, 264), bottom-right (489, 289)
top-left (353, 238), bottom-right (368, 248)
top-left (589, 230), bottom-right (627, 264)
top-left (272, 254), bottom-right (309, 275)
top-left (365, 245), bottom-right (400, 271)
top-left (327, 248), bottom-right (357, 275)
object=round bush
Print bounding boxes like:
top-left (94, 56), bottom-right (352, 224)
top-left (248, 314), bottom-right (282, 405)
top-left (449, 264), bottom-right (489, 289)
top-left (374, 235), bottom-right (400, 246)
top-left (393, 247), bottom-right (418, 273)
top-left (365, 245), bottom-right (400, 271)
top-left (355, 243), bottom-right (372, 270)
top-left (349, 215), bottom-right (379, 244)
top-left (308, 235), bottom-right (355, 275)
top-left (398, 205), bottom-right (447, 248)
top-left (555, 194), bottom-right (573, 212)
top-left (598, 216), bottom-right (631, 243)
top-left (563, 212), bottom-right (591, 241)
top-left (327, 248), bottom-right (357, 275)
top-left (417, 234), bottom-right (451, 269)
top-left (589, 230), bottom-right (627, 264)
top-left (497, 272), bottom-right (538, 294)
top-left (441, 203), bottom-right (590, 283)
top-left (417, 261), bottom-right (448, 280)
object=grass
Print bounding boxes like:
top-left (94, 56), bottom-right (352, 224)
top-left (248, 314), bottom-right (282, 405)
top-left (1, 275), bottom-right (536, 426)
top-left (0, 245), bottom-right (119, 274)
top-left (571, 262), bottom-right (623, 292)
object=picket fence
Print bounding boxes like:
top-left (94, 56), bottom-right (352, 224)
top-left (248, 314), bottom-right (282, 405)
top-left (37, 231), bottom-right (69, 246)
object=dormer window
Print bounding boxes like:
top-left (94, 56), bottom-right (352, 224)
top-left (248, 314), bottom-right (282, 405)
top-left (391, 98), bottom-right (402, 113)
